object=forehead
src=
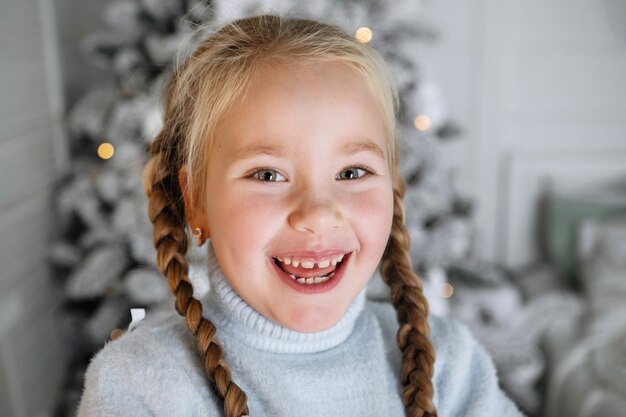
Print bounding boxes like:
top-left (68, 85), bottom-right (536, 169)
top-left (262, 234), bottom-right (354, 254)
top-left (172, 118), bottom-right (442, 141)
top-left (213, 61), bottom-right (388, 157)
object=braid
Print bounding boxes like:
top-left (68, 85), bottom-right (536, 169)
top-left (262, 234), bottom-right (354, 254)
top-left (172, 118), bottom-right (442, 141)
top-left (144, 135), bottom-right (249, 417)
top-left (380, 172), bottom-right (437, 417)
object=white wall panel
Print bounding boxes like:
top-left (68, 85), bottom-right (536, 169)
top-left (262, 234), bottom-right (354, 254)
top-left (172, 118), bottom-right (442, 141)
top-left (509, 123), bottom-right (626, 151)
top-left (0, 0), bottom-right (68, 415)
top-left (516, 0), bottom-right (626, 45)
top-left (445, 0), bottom-right (626, 264)
top-left (0, 193), bottom-right (54, 290)
top-left (0, 132), bottom-right (56, 211)
top-left (0, 263), bottom-right (66, 417)
top-left (513, 52), bottom-right (626, 122)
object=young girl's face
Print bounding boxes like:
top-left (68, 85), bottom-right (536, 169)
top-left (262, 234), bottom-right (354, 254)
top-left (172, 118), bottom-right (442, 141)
top-left (199, 60), bottom-right (394, 332)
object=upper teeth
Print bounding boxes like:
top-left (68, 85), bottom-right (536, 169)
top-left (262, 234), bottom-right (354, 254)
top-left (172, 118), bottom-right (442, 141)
top-left (276, 253), bottom-right (345, 269)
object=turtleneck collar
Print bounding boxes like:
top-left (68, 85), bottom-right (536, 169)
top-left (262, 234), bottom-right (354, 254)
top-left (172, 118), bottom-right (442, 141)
top-left (200, 243), bottom-right (366, 354)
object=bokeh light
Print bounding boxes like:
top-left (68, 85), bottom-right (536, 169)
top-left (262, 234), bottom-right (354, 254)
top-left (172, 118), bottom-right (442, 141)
top-left (355, 26), bottom-right (373, 44)
top-left (440, 283), bottom-right (454, 299)
top-left (414, 114), bottom-right (432, 131)
top-left (97, 142), bottom-right (115, 160)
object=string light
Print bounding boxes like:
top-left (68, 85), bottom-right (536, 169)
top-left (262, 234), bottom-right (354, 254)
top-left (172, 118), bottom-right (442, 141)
top-left (439, 283), bottom-right (454, 299)
top-left (413, 114), bottom-right (431, 132)
top-left (355, 26), bottom-right (373, 44)
top-left (97, 142), bottom-right (115, 160)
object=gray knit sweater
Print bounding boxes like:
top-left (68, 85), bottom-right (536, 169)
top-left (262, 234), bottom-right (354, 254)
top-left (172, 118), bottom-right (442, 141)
top-left (77, 254), bottom-right (523, 417)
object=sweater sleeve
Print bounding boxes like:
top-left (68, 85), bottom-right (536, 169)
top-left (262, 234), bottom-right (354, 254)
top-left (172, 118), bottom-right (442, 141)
top-left (76, 314), bottom-right (223, 417)
top-left (77, 347), bottom-right (155, 417)
top-left (430, 316), bottom-right (524, 417)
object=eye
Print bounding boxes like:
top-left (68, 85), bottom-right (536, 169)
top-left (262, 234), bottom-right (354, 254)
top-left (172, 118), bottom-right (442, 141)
top-left (336, 166), bottom-right (370, 180)
top-left (252, 169), bottom-right (287, 182)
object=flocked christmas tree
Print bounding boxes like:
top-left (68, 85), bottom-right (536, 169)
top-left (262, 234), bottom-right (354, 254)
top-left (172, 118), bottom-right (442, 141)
top-left (50, 0), bottom-right (482, 415)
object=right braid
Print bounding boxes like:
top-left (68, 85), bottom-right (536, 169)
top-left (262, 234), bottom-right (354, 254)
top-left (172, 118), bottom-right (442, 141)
top-left (380, 172), bottom-right (438, 417)
top-left (144, 135), bottom-right (249, 417)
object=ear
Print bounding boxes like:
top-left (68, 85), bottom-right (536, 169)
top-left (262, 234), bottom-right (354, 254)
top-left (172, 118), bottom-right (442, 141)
top-left (178, 166), bottom-right (209, 236)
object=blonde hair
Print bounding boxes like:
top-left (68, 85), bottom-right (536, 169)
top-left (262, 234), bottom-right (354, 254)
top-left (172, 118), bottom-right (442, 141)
top-left (143, 14), bottom-right (437, 417)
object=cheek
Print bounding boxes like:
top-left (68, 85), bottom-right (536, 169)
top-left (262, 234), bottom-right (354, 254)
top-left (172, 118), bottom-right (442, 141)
top-left (207, 190), bottom-right (284, 250)
top-left (346, 187), bottom-right (394, 248)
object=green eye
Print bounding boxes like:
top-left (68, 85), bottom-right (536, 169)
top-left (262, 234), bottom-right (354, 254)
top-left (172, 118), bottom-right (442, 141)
top-left (253, 169), bottom-right (286, 182)
top-left (337, 167), bottom-right (368, 180)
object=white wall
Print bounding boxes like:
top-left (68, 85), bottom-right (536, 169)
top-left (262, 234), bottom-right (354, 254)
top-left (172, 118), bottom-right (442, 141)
top-left (422, 0), bottom-right (626, 267)
top-left (0, 1), bottom-right (68, 416)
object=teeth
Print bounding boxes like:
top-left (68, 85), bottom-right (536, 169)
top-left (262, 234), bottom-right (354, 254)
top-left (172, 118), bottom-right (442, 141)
top-left (317, 260), bottom-right (330, 268)
top-left (330, 254), bottom-right (344, 266)
top-left (288, 274), bottom-right (331, 285)
top-left (301, 261), bottom-right (314, 269)
top-left (275, 253), bottom-right (347, 269)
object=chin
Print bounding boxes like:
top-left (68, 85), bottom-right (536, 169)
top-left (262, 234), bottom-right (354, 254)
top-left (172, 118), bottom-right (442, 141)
top-left (278, 305), bottom-right (346, 334)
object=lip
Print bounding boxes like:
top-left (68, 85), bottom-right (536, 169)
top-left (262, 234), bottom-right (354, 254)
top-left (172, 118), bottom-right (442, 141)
top-left (269, 252), bottom-right (352, 294)
top-left (270, 249), bottom-right (351, 263)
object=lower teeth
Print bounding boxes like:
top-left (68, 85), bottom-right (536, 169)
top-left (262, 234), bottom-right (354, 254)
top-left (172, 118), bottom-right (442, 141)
top-left (290, 272), bottom-right (335, 285)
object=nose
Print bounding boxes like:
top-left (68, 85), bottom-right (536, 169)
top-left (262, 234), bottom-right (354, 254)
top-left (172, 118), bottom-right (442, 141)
top-left (287, 191), bottom-right (343, 236)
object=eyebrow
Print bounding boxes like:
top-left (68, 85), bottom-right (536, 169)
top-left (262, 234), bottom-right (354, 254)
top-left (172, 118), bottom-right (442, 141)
top-left (234, 142), bottom-right (287, 159)
top-left (340, 139), bottom-right (386, 159)
top-left (233, 138), bottom-right (386, 160)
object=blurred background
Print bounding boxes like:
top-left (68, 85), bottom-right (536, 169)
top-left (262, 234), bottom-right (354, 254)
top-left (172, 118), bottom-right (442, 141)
top-left (1, 0), bottom-right (625, 416)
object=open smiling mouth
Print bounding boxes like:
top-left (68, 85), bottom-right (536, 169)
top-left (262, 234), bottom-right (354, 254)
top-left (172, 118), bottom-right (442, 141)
top-left (272, 253), bottom-right (350, 285)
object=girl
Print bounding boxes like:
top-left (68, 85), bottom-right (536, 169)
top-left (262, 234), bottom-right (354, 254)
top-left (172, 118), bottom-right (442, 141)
top-left (78, 15), bottom-right (523, 417)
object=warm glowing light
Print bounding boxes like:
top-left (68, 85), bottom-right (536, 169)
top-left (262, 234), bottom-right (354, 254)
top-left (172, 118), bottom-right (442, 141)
top-left (97, 142), bottom-right (115, 160)
top-left (414, 114), bottom-right (432, 131)
top-left (440, 283), bottom-right (454, 299)
top-left (355, 26), bottom-right (373, 44)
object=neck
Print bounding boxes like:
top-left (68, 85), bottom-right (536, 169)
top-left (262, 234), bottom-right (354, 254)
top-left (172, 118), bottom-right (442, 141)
top-left (201, 243), bottom-right (366, 354)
